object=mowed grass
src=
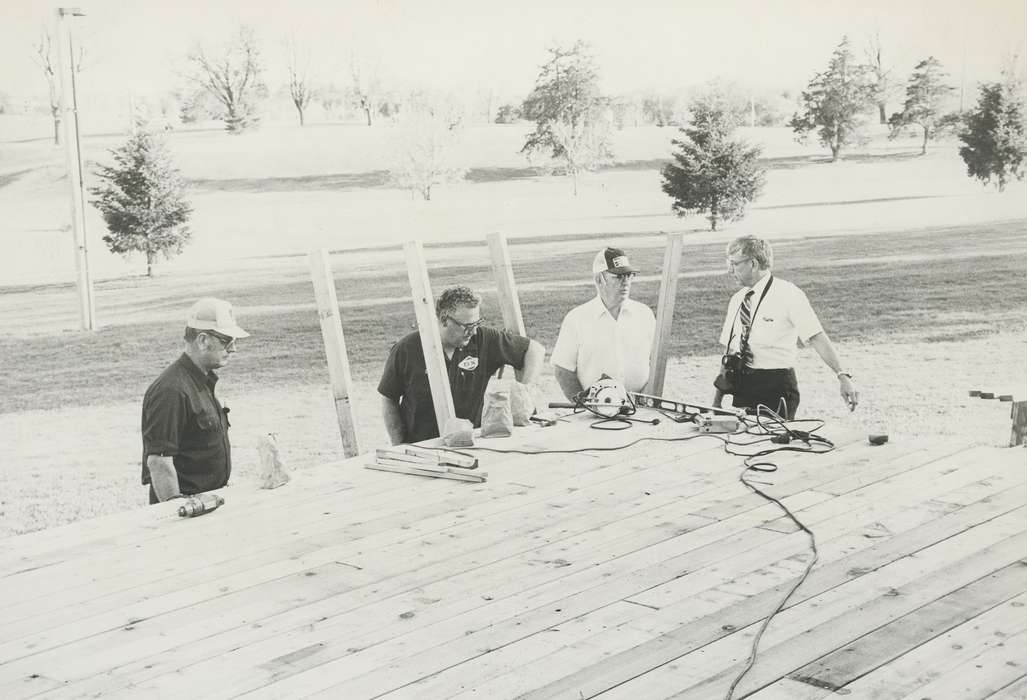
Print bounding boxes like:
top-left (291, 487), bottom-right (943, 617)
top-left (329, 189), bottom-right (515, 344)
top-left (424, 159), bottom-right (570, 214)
top-left (1, 218), bottom-right (1024, 415)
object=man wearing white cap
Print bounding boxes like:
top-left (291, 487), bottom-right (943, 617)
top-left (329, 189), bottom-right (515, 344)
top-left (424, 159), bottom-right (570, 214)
top-left (140, 298), bottom-right (249, 503)
top-left (551, 247), bottom-right (656, 400)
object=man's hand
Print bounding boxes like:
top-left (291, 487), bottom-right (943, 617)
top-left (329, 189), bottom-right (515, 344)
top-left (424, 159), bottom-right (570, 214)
top-left (839, 375), bottom-right (859, 411)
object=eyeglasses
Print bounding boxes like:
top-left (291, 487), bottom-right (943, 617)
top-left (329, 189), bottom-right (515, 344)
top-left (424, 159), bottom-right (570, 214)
top-left (446, 317), bottom-right (484, 335)
top-left (605, 272), bottom-right (636, 282)
top-left (727, 257), bottom-right (752, 269)
top-left (202, 331), bottom-right (237, 351)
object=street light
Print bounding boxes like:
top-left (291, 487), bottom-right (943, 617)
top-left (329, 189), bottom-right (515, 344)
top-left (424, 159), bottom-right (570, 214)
top-left (56, 6), bottom-right (96, 331)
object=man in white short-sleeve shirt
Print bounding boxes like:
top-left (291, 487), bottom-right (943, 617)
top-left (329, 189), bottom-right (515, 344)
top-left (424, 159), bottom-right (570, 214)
top-left (713, 235), bottom-right (859, 419)
top-left (551, 247), bottom-right (656, 400)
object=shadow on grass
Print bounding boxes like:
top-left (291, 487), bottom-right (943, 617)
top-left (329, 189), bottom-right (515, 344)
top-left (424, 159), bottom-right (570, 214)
top-left (759, 151), bottom-right (925, 170)
top-left (753, 194), bottom-right (945, 211)
top-left (0, 168), bottom-right (34, 191)
top-left (188, 171), bottom-right (392, 193)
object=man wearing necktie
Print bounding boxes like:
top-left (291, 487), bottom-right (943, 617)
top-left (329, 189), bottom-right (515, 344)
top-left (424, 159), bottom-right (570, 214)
top-left (713, 235), bottom-right (859, 419)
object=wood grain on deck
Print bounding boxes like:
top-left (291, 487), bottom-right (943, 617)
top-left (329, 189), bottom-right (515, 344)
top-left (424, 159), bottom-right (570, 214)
top-left (1, 413), bottom-right (1024, 699)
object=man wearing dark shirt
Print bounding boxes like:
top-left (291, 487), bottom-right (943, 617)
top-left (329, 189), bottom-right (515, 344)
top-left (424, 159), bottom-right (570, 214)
top-left (378, 286), bottom-right (544, 444)
top-left (141, 298), bottom-right (249, 504)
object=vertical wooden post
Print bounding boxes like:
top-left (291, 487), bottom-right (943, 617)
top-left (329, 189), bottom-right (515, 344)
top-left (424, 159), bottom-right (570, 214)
top-left (403, 241), bottom-right (456, 433)
top-left (1011, 401), bottom-right (1027, 447)
top-left (309, 249), bottom-right (361, 457)
top-left (486, 232), bottom-right (526, 335)
top-left (648, 232), bottom-right (684, 396)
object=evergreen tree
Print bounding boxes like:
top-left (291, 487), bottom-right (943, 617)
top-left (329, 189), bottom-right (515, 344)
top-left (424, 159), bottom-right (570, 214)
top-left (958, 71), bottom-right (1027, 191)
top-left (661, 104), bottom-right (765, 231)
top-left (521, 40), bottom-right (613, 195)
top-left (89, 125), bottom-right (192, 276)
top-left (789, 36), bottom-right (876, 161)
top-left (888, 57), bottom-right (955, 154)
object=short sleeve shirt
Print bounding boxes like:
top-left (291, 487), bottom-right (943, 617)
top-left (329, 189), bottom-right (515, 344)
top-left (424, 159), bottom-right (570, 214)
top-left (550, 296), bottom-right (656, 392)
top-left (377, 326), bottom-right (531, 443)
top-left (719, 274), bottom-right (824, 369)
top-left (141, 354), bottom-right (232, 495)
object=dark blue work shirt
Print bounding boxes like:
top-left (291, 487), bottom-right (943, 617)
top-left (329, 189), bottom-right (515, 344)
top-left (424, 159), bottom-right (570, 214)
top-left (377, 326), bottom-right (530, 443)
top-left (141, 353), bottom-right (232, 499)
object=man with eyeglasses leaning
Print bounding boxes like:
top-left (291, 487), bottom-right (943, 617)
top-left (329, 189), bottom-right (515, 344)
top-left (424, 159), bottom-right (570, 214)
top-left (378, 285), bottom-right (545, 444)
top-left (714, 235), bottom-right (859, 419)
top-left (551, 247), bottom-right (656, 400)
top-left (141, 298), bottom-right (249, 503)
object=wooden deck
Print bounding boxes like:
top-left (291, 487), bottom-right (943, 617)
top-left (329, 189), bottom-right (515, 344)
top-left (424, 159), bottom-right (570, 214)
top-left (1, 412), bottom-right (1025, 699)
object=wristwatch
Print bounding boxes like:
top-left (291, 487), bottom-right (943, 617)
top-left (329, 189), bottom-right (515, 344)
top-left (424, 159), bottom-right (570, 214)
top-left (837, 372), bottom-right (853, 380)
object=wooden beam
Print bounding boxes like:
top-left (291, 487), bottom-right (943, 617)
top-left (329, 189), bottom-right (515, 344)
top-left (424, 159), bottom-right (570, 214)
top-left (403, 241), bottom-right (456, 434)
top-left (1011, 400), bottom-right (1027, 447)
top-left (648, 231), bottom-right (684, 396)
top-left (308, 249), bottom-right (361, 457)
top-left (486, 232), bottom-right (526, 335)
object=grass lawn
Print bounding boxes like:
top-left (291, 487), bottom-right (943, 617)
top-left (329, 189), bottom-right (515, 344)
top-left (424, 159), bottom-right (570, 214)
top-left (2, 119), bottom-right (1025, 537)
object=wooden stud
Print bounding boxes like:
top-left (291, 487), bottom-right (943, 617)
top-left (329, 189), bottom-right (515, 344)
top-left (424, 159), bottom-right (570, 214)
top-left (648, 232), bottom-right (684, 396)
top-left (403, 241), bottom-right (456, 434)
top-left (486, 232), bottom-right (526, 335)
top-left (308, 249), bottom-right (361, 458)
top-left (1010, 400), bottom-right (1027, 447)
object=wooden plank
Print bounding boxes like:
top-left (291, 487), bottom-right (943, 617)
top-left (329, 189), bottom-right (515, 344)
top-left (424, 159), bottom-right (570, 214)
top-left (648, 231), bottom-right (683, 396)
top-left (486, 232), bottom-right (526, 335)
top-left (896, 628), bottom-right (1027, 699)
top-left (649, 533), bottom-right (1027, 699)
top-left (308, 248), bottom-right (361, 457)
top-left (985, 675), bottom-right (1027, 700)
top-left (819, 590), bottom-right (1027, 699)
top-left (365, 462), bottom-right (486, 482)
top-left (788, 566), bottom-right (1027, 692)
top-left (4, 440), bottom-right (738, 693)
top-left (403, 240), bottom-right (455, 433)
top-left (1011, 400), bottom-right (1027, 447)
top-left (512, 503), bottom-right (1027, 699)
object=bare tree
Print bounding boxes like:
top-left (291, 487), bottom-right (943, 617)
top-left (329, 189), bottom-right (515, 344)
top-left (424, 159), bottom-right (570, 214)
top-left (186, 26), bottom-right (265, 133)
top-left (32, 29), bottom-right (84, 146)
top-left (389, 94), bottom-right (467, 200)
top-left (284, 35), bottom-right (314, 126)
top-left (350, 53), bottom-right (379, 126)
top-left (865, 33), bottom-right (897, 125)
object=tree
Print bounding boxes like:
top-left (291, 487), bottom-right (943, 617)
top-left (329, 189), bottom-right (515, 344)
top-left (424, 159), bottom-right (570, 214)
top-left (186, 26), bottom-right (265, 133)
top-left (351, 53), bottom-right (380, 126)
top-left (865, 33), bottom-right (897, 124)
top-left (284, 35), bottom-right (314, 126)
top-left (789, 36), bottom-right (876, 161)
top-left (958, 70), bottom-right (1027, 191)
top-left (389, 94), bottom-right (468, 201)
top-left (89, 125), bottom-right (193, 276)
top-left (521, 41), bottom-right (614, 195)
top-left (888, 57), bottom-right (955, 154)
top-left (661, 103), bottom-right (766, 231)
top-left (32, 29), bottom-right (84, 146)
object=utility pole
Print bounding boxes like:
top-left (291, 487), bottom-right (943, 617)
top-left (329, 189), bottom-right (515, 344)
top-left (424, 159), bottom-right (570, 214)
top-left (56, 7), bottom-right (96, 331)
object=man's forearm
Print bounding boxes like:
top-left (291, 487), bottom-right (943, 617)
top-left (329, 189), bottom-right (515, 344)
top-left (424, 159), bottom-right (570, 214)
top-left (147, 455), bottom-right (181, 502)
top-left (554, 365), bottom-right (584, 401)
top-left (515, 339), bottom-right (545, 385)
top-left (380, 395), bottom-right (406, 445)
top-left (807, 332), bottom-right (844, 374)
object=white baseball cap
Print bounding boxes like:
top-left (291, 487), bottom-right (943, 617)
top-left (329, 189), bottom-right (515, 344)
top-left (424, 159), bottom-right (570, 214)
top-left (186, 298), bottom-right (250, 338)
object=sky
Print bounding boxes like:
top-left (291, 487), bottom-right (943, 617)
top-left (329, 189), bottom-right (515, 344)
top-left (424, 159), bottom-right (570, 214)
top-left (1, 0), bottom-right (1025, 103)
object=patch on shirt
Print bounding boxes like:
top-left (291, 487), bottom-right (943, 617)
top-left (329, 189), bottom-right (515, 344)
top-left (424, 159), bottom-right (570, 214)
top-left (458, 356), bottom-right (479, 371)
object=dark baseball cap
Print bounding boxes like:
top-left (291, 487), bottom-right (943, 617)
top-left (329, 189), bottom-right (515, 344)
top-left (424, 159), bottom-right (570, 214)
top-left (592, 247), bottom-right (639, 275)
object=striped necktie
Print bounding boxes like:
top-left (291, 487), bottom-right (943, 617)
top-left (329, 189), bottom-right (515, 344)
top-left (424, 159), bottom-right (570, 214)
top-left (739, 289), bottom-right (755, 336)
top-left (739, 289), bottom-right (755, 365)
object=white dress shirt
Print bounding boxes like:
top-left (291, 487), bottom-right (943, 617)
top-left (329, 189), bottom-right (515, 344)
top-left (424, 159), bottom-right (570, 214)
top-left (719, 273), bottom-right (824, 369)
top-left (551, 296), bottom-right (656, 392)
